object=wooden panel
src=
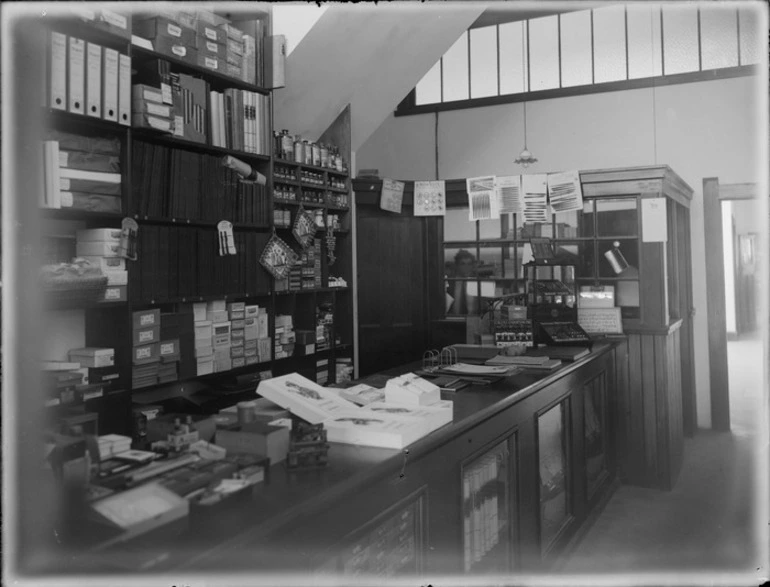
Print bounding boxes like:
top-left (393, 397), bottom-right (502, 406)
top-left (640, 241), bottom-right (669, 328)
top-left (718, 182), bottom-right (757, 200)
top-left (666, 328), bottom-right (684, 489)
top-left (640, 335), bottom-right (658, 484)
top-left (612, 339), bottom-right (630, 473)
top-left (703, 177), bottom-right (731, 431)
top-left (625, 333), bottom-right (645, 485)
top-left (582, 179), bottom-right (662, 197)
top-left (653, 333), bottom-right (670, 490)
top-left (678, 208), bottom-right (697, 436)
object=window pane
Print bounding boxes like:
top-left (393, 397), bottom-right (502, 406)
top-left (444, 208), bottom-right (476, 241)
top-left (479, 217), bottom-right (504, 239)
top-left (443, 32), bottom-right (469, 102)
top-left (470, 26), bottom-right (498, 99)
top-left (593, 5), bottom-right (627, 82)
top-left (739, 6), bottom-right (761, 65)
top-left (596, 198), bottom-right (638, 236)
top-left (499, 21), bottom-right (528, 94)
top-left (539, 402), bottom-right (570, 552)
top-left (415, 60), bottom-right (442, 105)
top-left (478, 246), bottom-right (503, 278)
top-left (700, 6), bottom-right (739, 69)
top-left (627, 4), bottom-right (661, 79)
top-left (662, 5), bottom-right (700, 74)
top-left (560, 11), bottom-right (593, 87)
top-left (528, 16), bottom-right (560, 91)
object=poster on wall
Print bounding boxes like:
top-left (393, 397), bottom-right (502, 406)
top-left (413, 180), bottom-right (446, 216)
top-left (380, 178), bottom-right (405, 214)
top-left (521, 174), bottom-right (549, 223)
top-left (547, 170), bottom-right (584, 213)
top-left (495, 175), bottom-right (523, 214)
top-left (641, 197), bottom-right (668, 242)
top-left (466, 176), bottom-right (500, 221)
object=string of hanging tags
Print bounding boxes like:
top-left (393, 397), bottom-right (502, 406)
top-left (217, 220), bottom-right (236, 256)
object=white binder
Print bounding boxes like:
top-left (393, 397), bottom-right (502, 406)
top-left (102, 47), bottom-right (119, 122)
top-left (49, 31), bottom-right (67, 110)
top-left (118, 53), bottom-right (131, 126)
top-left (85, 42), bottom-right (102, 118)
top-left (67, 37), bottom-right (85, 114)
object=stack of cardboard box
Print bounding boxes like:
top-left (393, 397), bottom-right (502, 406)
top-left (274, 315), bottom-right (294, 360)
top-left (76, 228), bottom-right (128, 302)
top-left (131, 309), bottom-right (161, 389)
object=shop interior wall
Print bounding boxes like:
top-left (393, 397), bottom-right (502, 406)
top-left (358, 73), bottom-right (765, 430)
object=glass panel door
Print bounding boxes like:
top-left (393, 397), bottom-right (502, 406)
top-left (462, 438), bottom-right (512, 573)
top-left (538, 400), bottom-right (570, 554)
top-left (584, 372), bottom-right (608, 498)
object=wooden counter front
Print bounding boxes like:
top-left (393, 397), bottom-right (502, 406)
top-left (48, 343), bottom-right (621, 578)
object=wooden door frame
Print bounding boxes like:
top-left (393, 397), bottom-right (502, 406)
top-left (702, 179), bottom-right (758, 432)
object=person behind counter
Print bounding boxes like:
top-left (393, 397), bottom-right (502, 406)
top-left (446, 249), bottom-right (479, 316)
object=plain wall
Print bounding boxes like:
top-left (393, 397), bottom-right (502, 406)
top-left (723, 201), bottom-right (737, 334)
top-left (358, 74), bottom-right (765, 430)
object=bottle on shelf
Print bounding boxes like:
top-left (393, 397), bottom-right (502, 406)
top-left (311, 142), bottom-right (321, 167)
top-left (294, 135), bottom-right (304, 163)
top-left (320, 143), bottom-right (329, 168)
top-left (281, 130), bottom-right (294, 161)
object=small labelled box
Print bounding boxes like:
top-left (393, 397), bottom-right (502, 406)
top-left (244, 346), bottom-right (258, 358)
top-left (76, 228), bottom-right (123, 242)
top-left (231, 319), bottom-right (245, 330)
top-left (225, 63), bottom-right (242, 80)
top-left (219, 24), bottom-right (244, 43)
top-left (214, 355), bottom-right (232, 372)
top-left (158, 43), bottom-right (198, 67)
top-left (87, 366), bottom-right (120, 385)
top-left (131, 112), bottom-right (174, 133)
top-left (230, 346), bottom-right (244, 358)
top-left (257, 314), bottom-right (269, 339)
top-left (78, 256), bottom-right (126, 272)
top-left (159, 339), bottom-right (181, 362)
top-left (105, 271), bottom-right (128, 286)
top-left (244, 305), bottom-right (259, 318)
top-left (229, 310), bottom-right (245, 321)
top-left (230, 336), bottom-right (244, 349)
top-left (76, 241), bottom-right (121, 257)
top-left (207, 300), bottom-right (226, 312)
top-left (132, 84), bottom-right (164, 104)
top-left (69, 347), bottom-right (114, 368)
top-left (227, 302), bottom-right (245, 313)
top-left (197, 358), bottom-right (214, 376)
top-left (133, 325), bottom-right (160, 346)
top-left (197, 39), bottom-right (223, 59)
top-left (206, 310), bottom-right (228, 324)
top-left (231, 329), bottom-right (245, 341)
top-left (194, 321), bottom-right (213, 341)
top-left (244, 338), bottom-right (258, 351)
top-left (194, 345), bottom-right (214, 359)
top-left (232, 357), bottom-right (246, 369)
top-left (215, 422), bottom-right (290, 464)
top-left (196, 20), bottom-right (226, 44)
top-left (245, 355), bottom-right (259, 366)
top-left (133, 343), bottom-right (160, 365)
top-left (193, 303), bottom-right (208, 322)
top-left (133, 308), bottom-right (161, 329)
top-left (134, 17), bottom-right (197, 47)
top-left (99, 285), bottom-right (127, 303)
top-left (197, 54), bottom-right (224, 73)
top-left (244, 321), bottom-right (257, 341)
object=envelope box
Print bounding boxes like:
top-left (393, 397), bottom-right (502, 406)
top-left (230, 335), bottom-right (244, 348)
top-left (206, 309), bottom-right (228, 323)
top-left (211, 322), bottom-right (231, 337)
top-left (229, 310), bottom-right (245, 321)
top-left (99, 285), bottom-right (127, 303)
top-left (133, 343), bottom-right (160, 365)
top-left (244, 305), bottom-right (259, 318)
top-left (231, 329), bottom-right (245, 341)
top-left (78, 256), bottom-right (126, 272)
top-left (230, 346), bottom-right (244, 358)
top-left (198, 54), bottom-right (225, 74)
top-left (231, 319), bottom-right (245, 330)
top-left (133, 325), bottom-right (160, 346)
top-left (244, 346), bottom-right (258, 358)
top-left (155, 41), bottom-right (198, 67)
top-left (194, 321), bottom-right (213, 341)
top-left (76, 241), bottom-right (121, 257)
top-left (69, 347), bottom-right (114, 368)
top-left (133, 308), bottom-right (161, 329)
top-left (215, 422), bottom-right (289, 464)
top-left (244, 339), bottom-right (258, 351)
top-left (159, 339), bottom-right (180, 360)
top-left (77, 228), bottom-right (123, 242)
top-left (245, 355), bottom-right (259, 366)
top-left (227, 302), bottom-right (246, 313)
top-left (134, 17), bottom-right (197, 46)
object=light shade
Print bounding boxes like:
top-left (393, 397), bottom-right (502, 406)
top-left (515, 148), bottom-right (538, 168)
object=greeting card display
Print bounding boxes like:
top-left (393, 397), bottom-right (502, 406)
top-left (260, 233), bottom-right (299, 279)
top-left (292, 205), bottom-right (317, 250)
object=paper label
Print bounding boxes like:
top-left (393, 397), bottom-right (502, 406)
top-left (171, 45), bottom-right (186, 57)
top-left (495, 175), bottom-right (523, 214)
top-left (466, 176), bottom-right (499, 221)
top-left (204, 56), bottom-right (218, 69)
top-left (58, 151), bottom-right (69, 167)
top-left (206, 40), bottom-right (219, 53)
top-left (104, 287), bottom-right (120, 300)
top-left (101, 10), bottom-right (127, 29)
top-left (161, 83), bottom-right (172, 105)
top-left (140, 314), bottom-right (155, 326)
top-left (641, 197), bottom-right (668, 242)
top-left (173, 115), bottom-right (184, 137)
top-left (139, 330), bottom-right (154, 343)
top-left (160, 343), bottom-right (174, 355)
top-left (521, 174), bottom-right (549, 223)
top-left (547, 170), bottom-right (584, 213)
top-left (136, 347), bottom-right (151, 359)
top-left (380, 179), bottom-right (405, 214)
top-left (205, 27), bottom-right (218, 41)
top-left (167, 23), bottom-right (182, 38)
top-left (60, 192), bottom-right (73, 207)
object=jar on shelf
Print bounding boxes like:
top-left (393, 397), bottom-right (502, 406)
top-left (320, 143), bottom-right (329, 168)
top-left (293, 135), bottom-right (304, 163)
top-left (281, 130), bottom-right (294, 161)
top-left (311, 142), bottom-right (321, 167)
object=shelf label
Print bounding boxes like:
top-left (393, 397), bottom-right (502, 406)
top-left (167, 23), bottom-right (182, 38)
top-left (101, 10), bottom-right (127, 30)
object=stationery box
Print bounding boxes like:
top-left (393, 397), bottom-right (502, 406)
top-left (244, 305), bottom-right (259, 318)
top-left (227, 302), bottom-right (246, 313)
top-left (132, 84), bottom-right (164, 104)
top-left (231, 329), bottom-right (245, 341)
top-left (197, 54), bottom-right (225, 74)
top-left (69, 347), bottom-right (114, 368)
top-left (134, 17), bottom-right (197, 47)
top-left (230, 346), bottom-right (245, 358)
top-left (207, 300), bottom-right (226, 312)
top-left (229, 310), bottom-right (246, 321)
top-left (196, 20), bottom-right (226, 44)
top-left (88, 366), bottom-right (120, 385)
top-left (62, 193), bottom-right (122, 213)
top-left (244, 346), bottom-right (258, 358)
top-left (132, 325), bottom-right (160, 346)
top-left (194, 345), bottom-right (214, 359)
top-left (77, 228), bottom-right (122, 242)
top-left (197, 358), bottom-right (214, 376)
top-left (206, 310), bottom-right (228, 324)
top-left (232, 357), bottom-right (246, 369)
top-left (215, 422), bottom-right (290, 464)
top-left (76, 241), bottom-right (121, 257)
top-left (244, 339), bottom-right (258, 351)
top-left (133, 308), bottom-right (161, 329)
top-left (133, 343), bottom-right (160, 365)
top-left (105, 271), bottom-right (128, 286)
top-left (197, 38), bottom-right (224, 59)
top-left (245, 355), bottom-right (259, 366)
top-left (225, 63), bottom-right (242, 80)
top-left (212, 321), bottom-right (231, 338)
top-left (231, 319), bottom-right (245, 330)
top-left (159, 339), bottom-right (181, 361)
top-left (193, 303), bottom-right (208, 322)
top-left (99, 285), bottom-right (127, 303)
top-left (194, 321), bottom-right (213, 341)
top-left (131, 113), bottom-right (174, 133)
top-left (230, 336), bottom-right (244, 348)
top-left (218, 24), bottom-right (244, 43)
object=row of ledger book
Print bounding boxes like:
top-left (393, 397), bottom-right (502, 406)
top-left (257, 373), bottom-right (454, 450)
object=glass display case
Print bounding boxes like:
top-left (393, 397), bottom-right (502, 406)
top-left (538, 400), bottom-right (571, 555)
top-left (584, 371), bottom-right (609, 499)
top-left (461, 438), bottom-right (513, 573)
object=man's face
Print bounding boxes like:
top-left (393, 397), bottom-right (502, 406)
top-left (456, 257), bottom-right (474, 277)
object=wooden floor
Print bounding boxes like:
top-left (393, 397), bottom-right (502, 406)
top-left (558, 335), bottom-right (766, 584)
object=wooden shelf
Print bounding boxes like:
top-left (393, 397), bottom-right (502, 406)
top-left (131, 128), bottom-right (270, 162)
top-left (45, 108), bottom-right (128, 134)
top-left (274, 158), bottom-right (350, 177)
top-left (132, 292), bottom-right (271, 306)
top-left (40, 208), bottom-right (125, 221)
top-left (273, 199), bottom-right (326, 209)
top-left (273, 178), bottom-right (300, 186)
top-left (44, 297), bottom-right (127, 311)
top-left (46, 17), bottom-right (131, 48)
top-left (131, 215), bottom-right (269, 231)
top-left (130, 44), bottom-right (271, 95)
top-left (325, 185), bottom-right (349, 194)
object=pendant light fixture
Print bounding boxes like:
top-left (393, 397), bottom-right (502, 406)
top-left (515, 23), bottom-right (537, 168)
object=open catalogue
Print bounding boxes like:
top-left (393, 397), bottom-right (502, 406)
top-left (256, 374), bottom-right (453, 449)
